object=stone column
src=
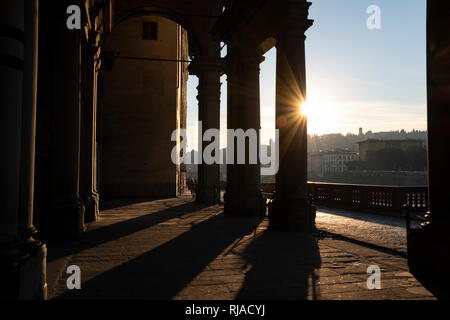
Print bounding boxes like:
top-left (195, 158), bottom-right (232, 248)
top-left (19, 0), bottom-right (42, 246)
top-left (269, 25), bottom-right (313, 232)
top-left (50, 2), bottom-right (85, 239)
top-left (0, 0), bottom-right (28, 297)
top-left (0, 0), bottom-right (46, 299)
top-left (97, 70), bottom-right (105, 198)
top-left (190, 57), bottom-right (222, 203)
top-left (19, 0), bottom-right (47, 298)
top-left (424, 0), bottom-right (450, 234)
top-left (405, 1), bottom-right (450, 291)
top-left (79, 40), bottom-right (100, 222)
top-left (225, 45), bottom-right (265, 217)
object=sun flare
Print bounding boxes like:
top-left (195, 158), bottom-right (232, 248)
top-left (301, 95), bottom-right (337, 135)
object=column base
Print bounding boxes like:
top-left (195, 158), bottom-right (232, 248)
top-left (196, 186), bottom-right (219, 204)
top-left (81, 192), bottom-right (99, 223)
top-left (268, 198), bottom-right (315, 232)
top-left (49, 200), bottom-right (85, 240)
top-left (196, 163), bottom-right (220, 204)
top-left (224, 193), bottom-right (266, 218)
top-left (407, 213), bottom-right (450, 297)
top-left (103, 183), bottom-right (177, 199)
top-left (0, 242), bottom-right (47, 300)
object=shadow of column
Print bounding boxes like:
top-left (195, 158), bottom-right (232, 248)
top-left (53, 213), bottom-right (260, 299)
top-left (236, 231), bottom-right (321, 300)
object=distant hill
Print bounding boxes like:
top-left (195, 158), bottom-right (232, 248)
top-left (308, 129), bottom-right (427, 153)
top-left (185, 130), bottom-right (427, 180)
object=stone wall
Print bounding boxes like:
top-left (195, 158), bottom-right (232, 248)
top-left (102, 16), bottom-right (188, 198)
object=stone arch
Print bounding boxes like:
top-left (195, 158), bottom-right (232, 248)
top-left (103, 6), bottom-right (202, 57)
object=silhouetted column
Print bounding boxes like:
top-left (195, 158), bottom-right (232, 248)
top-left (19, 0), bottom-right (41, 248)
top-left (190, 57), bottom-right (222, 203)
top-left (225, 46), bottom-right (264, 217)
top-left (80, 41), bottom-right (99, 222)
top-left (405, 1), bottom-right (450, 290)
top-left (97, 71), bottom-right (105, 198)
top-left (0, 0), bottom-right (46, 300)
top-left (19, 0), bottom-right (47, 298)
top-left (424, 0), bottom-right (450, 234)
top-left (50, 3), bottom-right (85, 239)
top-left (269, 24), bottom-right (313, 232)
top-left (0, 0), bottom-right (28, 295)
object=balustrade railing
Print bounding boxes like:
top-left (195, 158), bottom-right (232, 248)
top-left (220, 181), bottom-right (428, 215)
top-left (307, 182), bottom-right (427, 214)
top-left (258, 182), bottom-right (427, 215)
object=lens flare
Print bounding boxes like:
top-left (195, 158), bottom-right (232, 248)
top-left (300, 95), bottom-right (336, 134)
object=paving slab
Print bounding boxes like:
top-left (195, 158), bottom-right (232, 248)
top-left (49, 197), bottom-right (436, 300)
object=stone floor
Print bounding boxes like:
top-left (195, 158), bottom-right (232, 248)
top-left (49, 197), bottom-right (436, 300)
top-left (315, 207), bottom-right (415, 254)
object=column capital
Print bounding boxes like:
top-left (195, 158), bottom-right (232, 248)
top-left (190, 56), bottom-right (222, 100)
top-left (196, 83), bottom-right (221, 101)
top-left (240, 52), bottom-right (265, 68)
top-left (274, 0), bottom-right (313, 42)
top-left (280, 0), bottom-right (312, 20)
top-left (188, 56), bottom-right (224, 76)
top-left (275, 19), bottom-right (313, 44)
top-left (225, 48), bottom-right (265, 75)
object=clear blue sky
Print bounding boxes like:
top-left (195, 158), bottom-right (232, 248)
top-left (187, 0), bottom-right (427, 148)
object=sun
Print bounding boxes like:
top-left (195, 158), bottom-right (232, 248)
top-left (300, 95), bottom-right (336, 135)
top-left (300, 100), bottom-right (312, 118)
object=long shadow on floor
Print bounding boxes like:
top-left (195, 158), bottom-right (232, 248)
top-left (100, 197), bottom-right (174, 211)
top-left (236, 230), bottom-right (321, 300)
top-left (47, 200), bottom-right (207, 263)
top-left (54, 214), bottom-right (261, 299)
top-left (317, 206), bottom-right (421, 228)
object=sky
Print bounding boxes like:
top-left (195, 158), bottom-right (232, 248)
top-left (187, 0), bottom-right (427, 149)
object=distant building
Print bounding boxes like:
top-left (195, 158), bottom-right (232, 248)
top-left (359, 127), bottom-right (364, 136)
top-left (309, 149), bottom-right (358, 176)
top-left (357, 139), bottom-right (425, 161)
